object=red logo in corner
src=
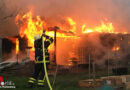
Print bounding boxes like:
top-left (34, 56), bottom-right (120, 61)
top-left (0, 76), bottom-right (3, 82)
top-left (0, 76), bottom-right (4, 86)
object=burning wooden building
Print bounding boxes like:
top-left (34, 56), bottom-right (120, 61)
top-left (0, 9), bottom-right (130, 73)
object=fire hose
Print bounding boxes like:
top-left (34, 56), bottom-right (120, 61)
top-left (42, 36), bottom-right (53, 90)
top-left (42, 27), bottom-right (59, 90)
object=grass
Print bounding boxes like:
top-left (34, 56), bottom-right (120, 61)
top-left (0, 72), bottom-right (103, 90)
top-left (0, 68), bottom-right (129, 90)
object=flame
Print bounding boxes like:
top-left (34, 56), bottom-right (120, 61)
top-left (112, 46), bottom-right (120, 51)
top-left (15, 10), bottom-right (78, 50)
top-left (82, 21), bottom-right (114, 33)
top-left (7, 37), bottom-right (19, 54)
top-left (16, 38), bottom-right (19, 54)
top-left (16, 10), bottom-right (46, 50)
top-left (15, 9), bottom-right (128, 52)
top-left (82, 24), bottom-right (93, 33)
top-left (67, 17), bottom-right (76, 32)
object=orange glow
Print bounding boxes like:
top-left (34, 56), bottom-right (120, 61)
top-left (15, 9), bottom-right (128, 52)
top-left (67, 17), bottom-right (76, 32)
top-left (16, 10), bottom-right (46, 50)
top-left (16, 39), bottom-right (19, 54)
top-left (112, 46), bottom-right (120, 51)
top-left (7, 38), bottom-right (19, 54)
top-left (15, 10), bottom-right (78, 50)
top-left (128, 41), bottom-right (130, 45)
top-left (82, 21), bottom-right (115, 33)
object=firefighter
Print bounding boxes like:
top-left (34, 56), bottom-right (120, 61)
top-left (28, 31), bottom-right (53, 88)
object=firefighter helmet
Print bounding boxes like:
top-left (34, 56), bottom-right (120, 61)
top-left (34, 35), bottom-right (41, 40)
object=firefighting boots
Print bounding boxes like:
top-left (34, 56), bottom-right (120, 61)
top-left (28, 77), bottom-right (36, 88)
top-left (37, 80), bottom-right (45, 87)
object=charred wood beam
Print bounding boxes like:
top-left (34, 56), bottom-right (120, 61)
top-left (48, 27), bottom-right (75, 36)
top-left (53, 26), bottom-right (59, 63)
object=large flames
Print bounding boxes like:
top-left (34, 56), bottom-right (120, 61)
top-left (15, 9), bottom-right (127, 53)
top-left (13, 9), bottom-right (130, 65)
top-left (16, 10), bottom-right (128, 61)
top-left (16, 10), bottom-right (46, 49)
top-left (82, 21), bottom-right (114, 33)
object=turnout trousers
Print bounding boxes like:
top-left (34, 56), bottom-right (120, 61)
top-left (28, 63), bottom-right (49, 87)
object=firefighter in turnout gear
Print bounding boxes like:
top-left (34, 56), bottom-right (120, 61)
top-left (28, 31), bottom-right (53, 88)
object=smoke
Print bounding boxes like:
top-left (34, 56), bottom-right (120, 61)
top-left (1, 0), bottom-right (130, 66)
top-left (0, 0), bottom-right (130, 37)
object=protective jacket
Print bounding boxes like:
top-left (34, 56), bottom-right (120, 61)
top-left (34, 35), bottom-right (53, 63)
top-left (28, 35), bottom-right (53, 88)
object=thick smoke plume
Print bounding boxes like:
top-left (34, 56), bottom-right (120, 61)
top-left (1, 0), bottom-right (130, 67)
top-left (0, 0), bottom-right (130, 37)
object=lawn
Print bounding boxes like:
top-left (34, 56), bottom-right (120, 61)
top-left (0, 72), bottom-right (106, 90)
top-left (1, 67), bottom-right (129, 90)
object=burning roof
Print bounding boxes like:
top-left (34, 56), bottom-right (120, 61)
top-left (15, 9), bottom-right (128, 50)
top-left (1, 5), bottom-right (130, 66)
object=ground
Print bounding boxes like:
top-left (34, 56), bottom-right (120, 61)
top-left (1, 67), bottom-right (130, 90)
top-left (0, 71), bottom-right (110, 90)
